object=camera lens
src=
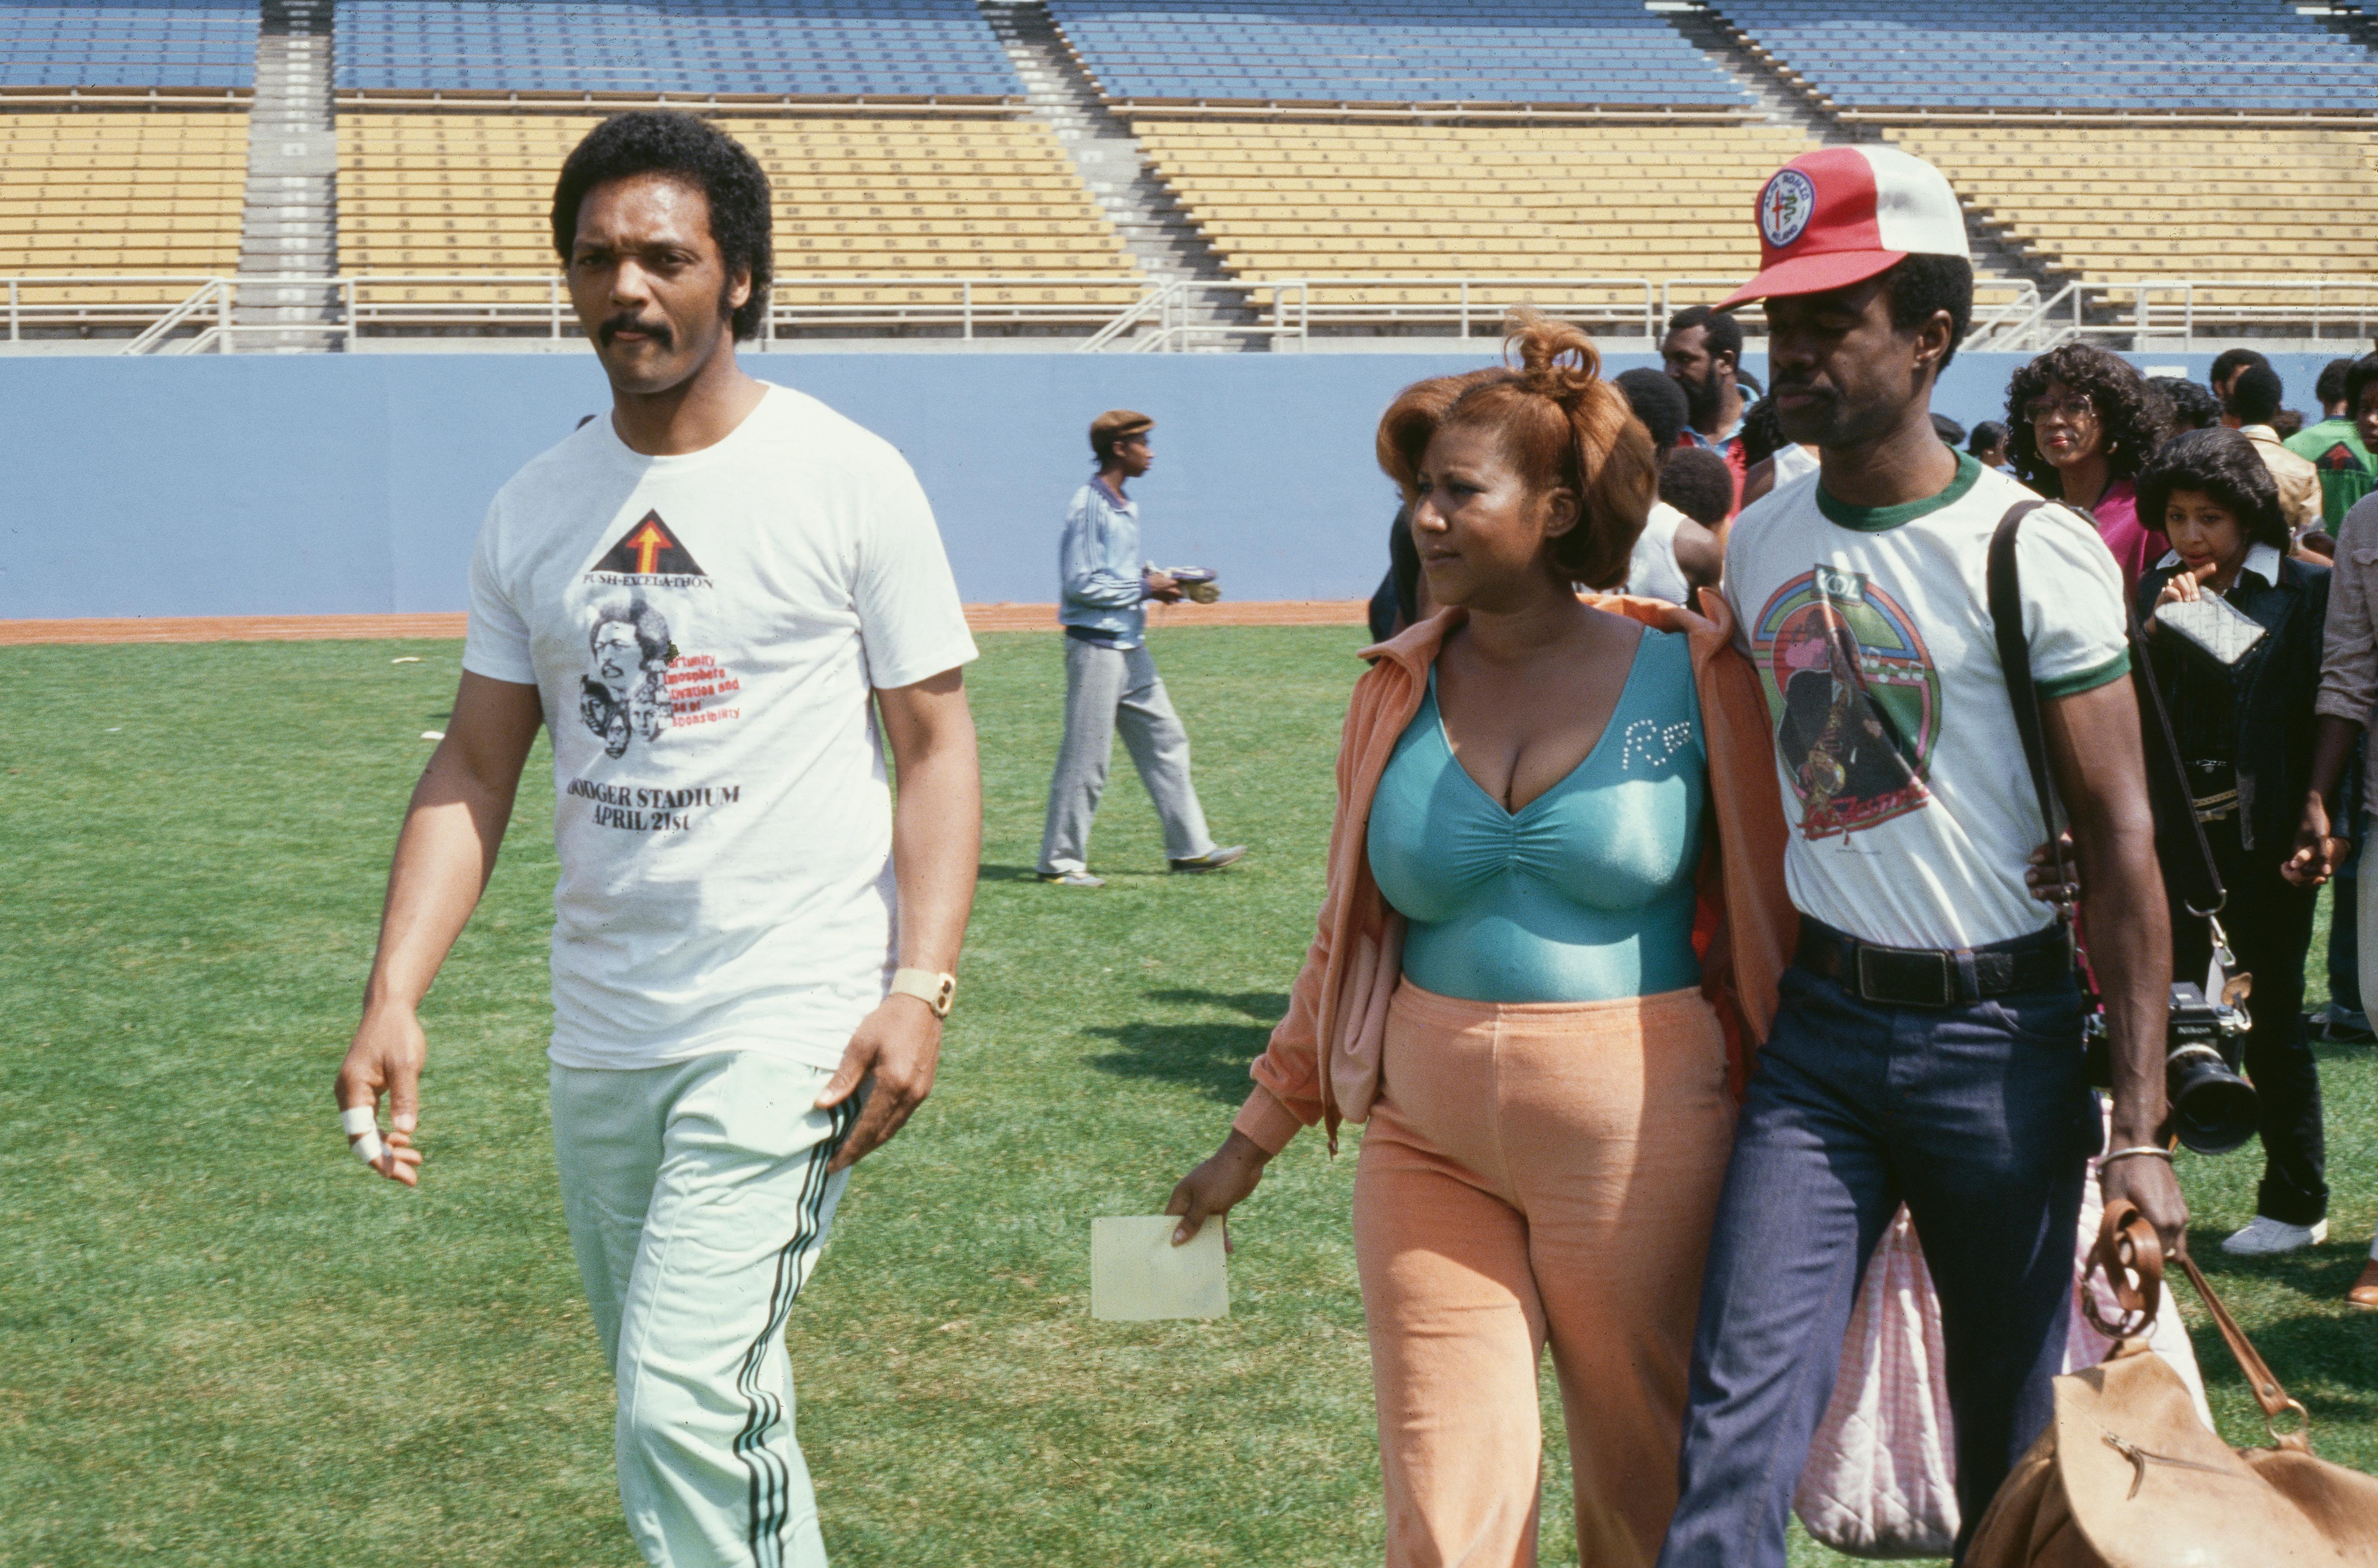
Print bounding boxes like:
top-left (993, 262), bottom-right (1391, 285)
top-left (2166, 1044), bottom-right (2258, 1155)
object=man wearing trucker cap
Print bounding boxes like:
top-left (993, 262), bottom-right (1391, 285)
top-left (1656, 146), bottom-right (2186, 1566)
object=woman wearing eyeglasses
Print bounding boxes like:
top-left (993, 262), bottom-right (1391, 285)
top-left (2006, 344), bottom-right (2177, 593)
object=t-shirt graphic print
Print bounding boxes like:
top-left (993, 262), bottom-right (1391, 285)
top-left (1724, 453), bottom-right (2129, 951)
top-left (463, 385), bottom-right (978, 1072)
top-left (573, 514), bottom-right (739, 769)
top-left (1753, 564), bottom-right (1937, 840)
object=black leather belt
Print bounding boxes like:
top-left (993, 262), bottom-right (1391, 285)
top-left (1795, 919), bottom-right (2076, 1008)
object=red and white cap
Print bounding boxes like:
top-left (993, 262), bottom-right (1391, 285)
top-left (1720, 145), bottom-right (1969, 310)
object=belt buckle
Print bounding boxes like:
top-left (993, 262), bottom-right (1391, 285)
top-left (1856, 943), bottom-right (1955, 1007)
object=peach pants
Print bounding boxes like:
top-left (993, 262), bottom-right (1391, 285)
top-left (1352, 980), bottom-right (1737, 1568)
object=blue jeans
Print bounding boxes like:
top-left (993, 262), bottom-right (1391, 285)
top-left (1656, 952), bottom-right (2099, 1568)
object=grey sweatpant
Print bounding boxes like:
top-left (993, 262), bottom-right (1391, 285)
top-left (1038, 636), bottom-right (1215, 874)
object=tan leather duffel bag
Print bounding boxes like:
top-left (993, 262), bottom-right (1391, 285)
top-left (1966, 1200), bottom-right (2378, 1567)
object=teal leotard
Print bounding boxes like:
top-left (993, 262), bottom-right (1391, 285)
top-left (1366, 629), bottom-right (1706, 1003)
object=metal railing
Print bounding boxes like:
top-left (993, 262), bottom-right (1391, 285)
top-left (1964, 279), bottom-right (2378, 353)
top-left (0, 273), bottom-right (2358, 354)
top-left (1082, 276), bottom-right (1685, 351)
top-left (2, 275), bottom-right (222, 342)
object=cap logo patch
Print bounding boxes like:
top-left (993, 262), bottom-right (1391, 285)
top-left (1760, 168), bottom-right (1816, 249)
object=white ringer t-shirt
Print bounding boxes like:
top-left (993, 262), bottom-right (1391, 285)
top-left (463, 384), bottom-right (979, 1071)
top-left (1722, 453), bottom-right (2130, 950)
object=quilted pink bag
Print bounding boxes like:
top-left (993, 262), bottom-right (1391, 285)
top-left (1792, 1159), bottom-right (2211, 1558)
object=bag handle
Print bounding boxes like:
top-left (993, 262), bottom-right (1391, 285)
top-left (2083, 1196), bottom-right (2165, 1340)
top-left (2094, 1200), bottom-right (2315, 1451)
top-left (1985, 501), bottom-right (2226, 917)
top-left (2176, 1248), bottom-right (2314, 1449)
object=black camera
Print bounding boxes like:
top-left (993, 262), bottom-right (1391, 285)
top-left (2162, 980), bottom-right (2258, 1154)
top-left (2082, 980), bottom-right (2258, 1154)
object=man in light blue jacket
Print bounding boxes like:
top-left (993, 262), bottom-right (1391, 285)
top-left (1037, 408), bottom-right (1245, 887)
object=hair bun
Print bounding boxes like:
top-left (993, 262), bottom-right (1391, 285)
top-left (1502, 307), bottom-right (1603, 405)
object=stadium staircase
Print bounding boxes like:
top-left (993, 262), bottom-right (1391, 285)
top-left (234, 0), bottom-right (340, 350)
top-left (1655, 0), bottom-right (1837, 134)
top-left (2304, 0), bottom-right (2378, 53)
top-left (981, 0), bottom-right (1249, 348)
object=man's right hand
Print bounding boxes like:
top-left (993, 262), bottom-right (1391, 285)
top-left (2284, 795), bottom-right (2346, 887)
top-left (1165, 1130), bottom-right (1269, 1247)
top-left (335, 1003), bottom-right (428, 1186)
top-left (2101, 1146), bottom-right (2191, 1263)
top-left (1143, 571), bottom-right (1184, 604)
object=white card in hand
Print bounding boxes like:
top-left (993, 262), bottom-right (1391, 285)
top-left (1089, 1215), bottom-right (1230, 1321)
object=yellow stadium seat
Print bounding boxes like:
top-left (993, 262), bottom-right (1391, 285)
top-left (335, 110), bottom-right (1144, 319)
top-left (1132, 120), bottom-right (1828, 307)
top-left (0, 110), bottom-right (245, 305)
top-left (1885, 125), bottom-right (2378, 314)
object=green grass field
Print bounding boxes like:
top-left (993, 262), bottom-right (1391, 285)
top-left (4, 627), bottom-right (2373, 1568)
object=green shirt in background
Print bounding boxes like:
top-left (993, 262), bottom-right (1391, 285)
top-left (2285, 417), bottom-right (2377, 529)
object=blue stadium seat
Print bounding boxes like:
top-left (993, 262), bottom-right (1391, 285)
top-left (1711, 0), bottom-right (2378, 113)
top-left (333, 0), bottom-right (1023, 98)
top-left (0, 0), bottom-right (257, 91)
top-left (1045, 0), bottom-right (1754, 108)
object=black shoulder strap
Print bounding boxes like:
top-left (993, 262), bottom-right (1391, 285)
top-left (1987, 501), bottom-right (2062, 846)
top-left (1987, 500), bottom-right (2225, 917)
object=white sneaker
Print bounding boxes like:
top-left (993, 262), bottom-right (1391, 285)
top-left (2220, 1215), bottom-right (2329, 1256)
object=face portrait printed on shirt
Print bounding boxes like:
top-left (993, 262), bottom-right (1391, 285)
top-left (581, 598), bottom-right (676, 759)
top-left (1751, 565), bottom-right (1940, 839)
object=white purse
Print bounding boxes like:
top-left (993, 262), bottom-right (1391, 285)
top-left (1792, 1132), bottom-right (2213, 1558)
top-left (2153, 590), bottom-right (2266, 667)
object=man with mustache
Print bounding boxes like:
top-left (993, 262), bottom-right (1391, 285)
top-left (333, 110), bottom-right (983, 1568)
top-left (1660, 303), bottom-right (1751, 518)
top-left (1655, 146), bottom-right (2184, 1568)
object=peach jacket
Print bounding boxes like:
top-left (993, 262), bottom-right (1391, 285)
top-left (1229, 592), bottom-right (1800, 1157)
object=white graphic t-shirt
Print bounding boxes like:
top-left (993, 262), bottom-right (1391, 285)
top-left (463, 384), bottom-right (979, 1071)
top-left (1723, 452), bottom-right (2129, 950)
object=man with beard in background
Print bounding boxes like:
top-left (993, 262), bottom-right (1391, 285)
top-left (1661, 302), bottom-right (1752, 516)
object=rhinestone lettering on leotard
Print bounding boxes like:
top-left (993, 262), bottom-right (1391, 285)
top-left (1620, 717), bottom-right (1695, 773)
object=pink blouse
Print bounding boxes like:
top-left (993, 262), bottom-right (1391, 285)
top-left (2085, 479), bottom-right (2166, 595)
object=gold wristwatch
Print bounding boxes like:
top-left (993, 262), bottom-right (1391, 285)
top-left (890, 967), bottom-right (957, 1019)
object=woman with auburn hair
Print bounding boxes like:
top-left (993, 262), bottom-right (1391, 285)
top-left (1165, 315), bottom-right (1793, 1568)
top-left (2006, 343), bottom-right (2176, 591)
top-left (1366, 366), bottom-right (1518, 642)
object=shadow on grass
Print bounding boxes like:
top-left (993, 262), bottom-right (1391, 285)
top-left (2180, 1250), bottom-right (2378, 1426)
top-left (1146, 988), bottom-right (1288, 1021)
top-left (1084, 989), bottom-right (1290, 1104)
top-left (978, 863), bottom-right (1048, 883)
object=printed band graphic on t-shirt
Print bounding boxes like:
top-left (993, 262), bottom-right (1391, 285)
top-left (1750, 566), bottom-right (1941, 840)
top-left (581, 597), bottom-right (677, 759)
top-left (588, 509), bottom-right (710, 585)
top-left (2308, 440), bottom-right (2367, 474)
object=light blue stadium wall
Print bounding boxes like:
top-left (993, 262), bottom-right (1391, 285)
top-left (0, 350), bottom-right (2348, 620)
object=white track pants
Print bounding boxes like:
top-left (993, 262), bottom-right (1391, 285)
top-left (551, 1054), bottom-right (855, 1568)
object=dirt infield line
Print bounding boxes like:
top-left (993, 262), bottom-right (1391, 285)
top-left (1, 601), bottom-right (1369, 646)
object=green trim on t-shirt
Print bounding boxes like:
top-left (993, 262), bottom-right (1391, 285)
top-left (1817, 451), bottom-right (1983, 533)
top-left (2037, 647), bottom-right (2131, 700)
